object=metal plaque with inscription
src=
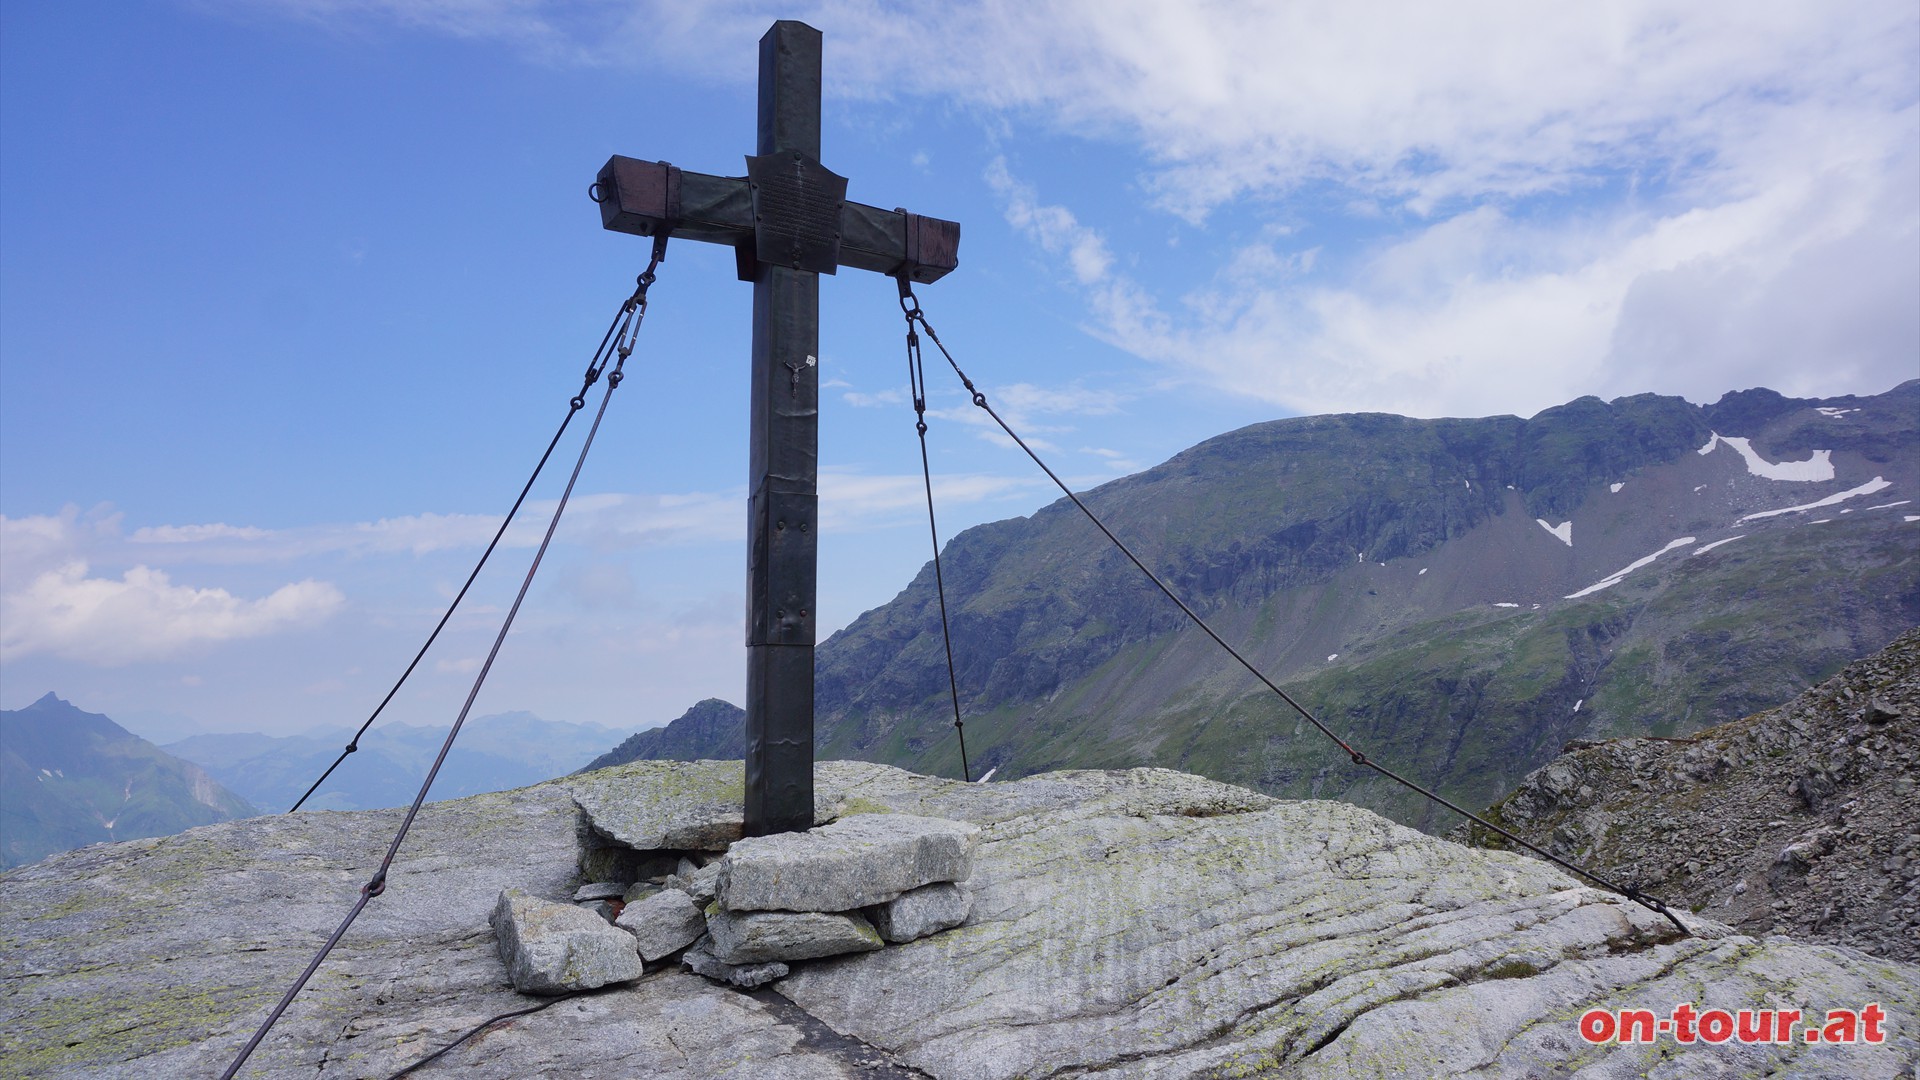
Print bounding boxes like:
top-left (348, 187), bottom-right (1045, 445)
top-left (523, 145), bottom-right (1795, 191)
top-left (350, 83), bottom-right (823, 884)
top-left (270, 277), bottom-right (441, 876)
top-left (746, 151), bottom-right (848, 274)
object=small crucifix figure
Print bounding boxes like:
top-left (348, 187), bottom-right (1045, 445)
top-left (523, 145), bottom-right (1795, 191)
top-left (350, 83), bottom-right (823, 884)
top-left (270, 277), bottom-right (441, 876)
top-left (592, 20), bottom-right (960, 836)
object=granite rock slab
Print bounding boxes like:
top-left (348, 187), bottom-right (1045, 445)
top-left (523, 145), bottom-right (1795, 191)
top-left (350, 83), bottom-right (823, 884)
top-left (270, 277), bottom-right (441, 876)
top-left (490, 886), bottom-right (643, 994)
top-left (4, 760), bottom-right (1916, 1079)
top-left (682, 938), bottom-right (791, 990)
top-left (567, 758), bottom-right (839, 852)
top-left (616, 887), bottom-right (707, 962)
top-left (706, 907), bottom-right (885, 965)
top-left (870, 881), bottom-right (972, 943)
top-left (717, 813), bottom-right (978, 913)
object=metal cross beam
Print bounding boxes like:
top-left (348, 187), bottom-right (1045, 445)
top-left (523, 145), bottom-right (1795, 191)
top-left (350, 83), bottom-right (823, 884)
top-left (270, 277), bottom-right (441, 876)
top-left (592, 20), bottom-right (960, 836)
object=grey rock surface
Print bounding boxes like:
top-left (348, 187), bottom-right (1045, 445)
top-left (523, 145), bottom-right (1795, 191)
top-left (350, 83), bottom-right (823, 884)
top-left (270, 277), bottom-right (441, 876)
top-left (676, 859), bottom-right (723, 904)
top-left (1472, 625), bottom-right (1920, 961)
top-left (707, 907), bottom-right (885, 965)
top-left (3, 759), bottom-right (1917, 1079)
top-left (576, 898), bottom-right (619, 923)
top-left (719, 813), bottom-right (978, 913)
top-left (870, 882), bottom-right (972, 943)
top-left (490, 887), bottom-right (642, 994)
top-left (683, 938), bottom-right (791, 990)
top-left (616, 888), bottom-right (707, 962)
top-left (568, 758), bottom-right (838, 852)
top-left (572, 880), bottom-right (627, 902)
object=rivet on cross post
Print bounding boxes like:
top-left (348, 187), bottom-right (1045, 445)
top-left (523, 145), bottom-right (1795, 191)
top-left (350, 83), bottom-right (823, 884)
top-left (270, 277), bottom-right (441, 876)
top-left (593, 20), bottom-right (961, 836)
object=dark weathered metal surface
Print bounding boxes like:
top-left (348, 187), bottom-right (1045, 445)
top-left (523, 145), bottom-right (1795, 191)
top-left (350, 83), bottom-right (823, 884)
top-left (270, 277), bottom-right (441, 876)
top-left (744, 642), bottom-right (814, 836)
top-left (747, 486), bottom-right (818, 646)
top-left (595, 19), bottom-right (959, 835)
top-left (742, 21), bottom-right (825, 837)
top-left (747, 151), bottom-right (847, 274)
top-left (594, 158), bottom-right (680, 237)
top-left (899, 212), bottom-right (962, 284)
top-left (597, 161), bottom-right (959, 282)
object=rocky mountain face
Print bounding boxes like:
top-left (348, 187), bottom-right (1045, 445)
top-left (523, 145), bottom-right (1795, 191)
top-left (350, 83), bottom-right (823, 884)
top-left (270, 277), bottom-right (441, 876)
top-left (582, 698), bottom-right (746, 772)
top-left (0, 694), bottom-right (256, 869)
top-left (786, 381), bottom-right (1919, 830)
top-left (1470, 625), bottom-right (1919, 962)
top-left (164, 710), bottom-right (621, 813)
top-left (4, 760), bottom-right (1916, 1078)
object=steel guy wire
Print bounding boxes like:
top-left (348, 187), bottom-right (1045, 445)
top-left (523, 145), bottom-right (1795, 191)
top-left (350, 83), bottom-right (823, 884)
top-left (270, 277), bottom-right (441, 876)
top-left (893, 282), bottom-right (1691, 938)
top-left (897, 275), bottom-right (972, 782)
top-left (223, 255), bottom-right (660, 1078)
top-left (287, 252), bottom-right (663, 814)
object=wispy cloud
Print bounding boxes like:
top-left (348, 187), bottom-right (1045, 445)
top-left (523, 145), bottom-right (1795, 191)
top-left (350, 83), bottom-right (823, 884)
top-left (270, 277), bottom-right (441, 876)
top-left (171, 1), bottom-right (1920, 416)
top-left (0, 559), bottom-right (343, 665)
top-left (952, 2), bottom-right (1917, 415)
top-left (818, 468), bottom-right (1045, 531)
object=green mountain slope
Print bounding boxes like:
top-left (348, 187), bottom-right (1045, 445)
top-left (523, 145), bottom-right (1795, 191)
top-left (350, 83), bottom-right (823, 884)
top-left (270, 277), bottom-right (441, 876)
top-left (587, 382), bottom-right (1919, 835)
top-left (811, 382), bottom-right (1919, 829)
top-left (1, 694), bottom-right (257, 869)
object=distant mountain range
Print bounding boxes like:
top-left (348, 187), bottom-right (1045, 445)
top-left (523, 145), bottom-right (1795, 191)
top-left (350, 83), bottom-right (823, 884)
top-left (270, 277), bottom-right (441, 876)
top-left (0, 695), bottom-right (626, 870)
top-left (0, 694), bottom-right (256, 870)
top-left (164, 711), bottom-right (623, 813)
top-left (587, 382), bottom-right (1920, 832)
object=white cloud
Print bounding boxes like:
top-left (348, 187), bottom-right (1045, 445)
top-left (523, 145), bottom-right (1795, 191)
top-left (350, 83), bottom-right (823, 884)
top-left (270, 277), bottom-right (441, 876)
top-left (991, 143), bottom-right (1917, 417)
top-left (203, 1), bottom-right (1920, 415)
top-left (842, 387), bottom-right (906, 408)
top-left (986, 157), bottom-right (1114, 285)
top-left (1, 560), bottom-right (344, 665)
top-left (817, 469), bottom-right (1044, 531)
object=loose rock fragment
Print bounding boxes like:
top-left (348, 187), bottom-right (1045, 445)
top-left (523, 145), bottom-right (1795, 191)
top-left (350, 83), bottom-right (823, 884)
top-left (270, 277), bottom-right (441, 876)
top-left (682, 937), bottom-right (789, 989)
top-left (576, 899), bottom-right (620, 923)
top-left (616, 888), bottom-right (707, 961)
top-left (490, 887), bottom-right (643, 994)
top-left (870, 881), bottom-right (972, 943)
top-left (705, 907), bottom-right (884, 965)
top-left (573, 881), bottom-right (627, 902)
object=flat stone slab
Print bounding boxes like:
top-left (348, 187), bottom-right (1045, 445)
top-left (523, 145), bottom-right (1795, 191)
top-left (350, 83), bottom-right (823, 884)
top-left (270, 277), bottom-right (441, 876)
top-left (718, 813), bottom-right (978, 913)
top-left (569, 759), bottom-right (841, 852)
top-left (572, 881), bottom-right (627, 902)
top-left (707, 907), bottom-right (884, 965)
top-left (871, 882), bottom-right (972, 943)
top-left (491, 887), bottom-right (643, 994)
top-left (616, 888), bottom-right (707, 962)
top-left (683, 938), bottom-right (791, 990)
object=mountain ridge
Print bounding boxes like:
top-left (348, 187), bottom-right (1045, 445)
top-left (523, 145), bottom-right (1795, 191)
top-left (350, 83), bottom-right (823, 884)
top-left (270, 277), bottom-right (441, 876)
top-left (164, 710), bottom-right (624, 813)
top-left (588, 381), bottom-right (1919, 830)
top-left (0, 693), bottom-right (256, 869)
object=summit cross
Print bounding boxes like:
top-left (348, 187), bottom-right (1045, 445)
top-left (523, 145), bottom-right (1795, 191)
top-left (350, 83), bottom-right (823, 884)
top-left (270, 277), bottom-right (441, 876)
top-left (592, 20), bottom-right (961, 836)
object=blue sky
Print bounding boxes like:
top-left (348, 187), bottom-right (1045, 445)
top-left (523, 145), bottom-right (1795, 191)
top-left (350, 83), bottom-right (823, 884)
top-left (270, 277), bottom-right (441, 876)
top-left (3, 1), bottom-right (1915, 740)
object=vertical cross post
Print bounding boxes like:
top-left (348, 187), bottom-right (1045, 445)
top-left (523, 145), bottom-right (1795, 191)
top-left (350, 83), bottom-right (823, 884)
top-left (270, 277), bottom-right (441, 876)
top-left (744, 21), bottom-right (821, 836)
top-left (592, 19), bottom-right (959, 836)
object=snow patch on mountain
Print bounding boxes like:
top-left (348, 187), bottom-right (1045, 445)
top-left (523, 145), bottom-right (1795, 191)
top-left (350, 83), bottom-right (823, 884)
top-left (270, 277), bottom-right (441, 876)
top-left (1698, 433), bottom-right (1834, 481)
top-left (1535, 519), bottom-right (1572, 546)
top-left (1739, 477), bottom-right (1894, 522)
top-left (1565, 537), bottom-right (1697, 599)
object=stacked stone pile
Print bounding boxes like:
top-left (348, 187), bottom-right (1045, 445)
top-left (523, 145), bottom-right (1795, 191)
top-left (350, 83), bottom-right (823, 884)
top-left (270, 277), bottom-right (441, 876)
top-left (492, 811), bottom-right (979, 994)
top-left (7, 760), bottom-right (1919, 1078)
